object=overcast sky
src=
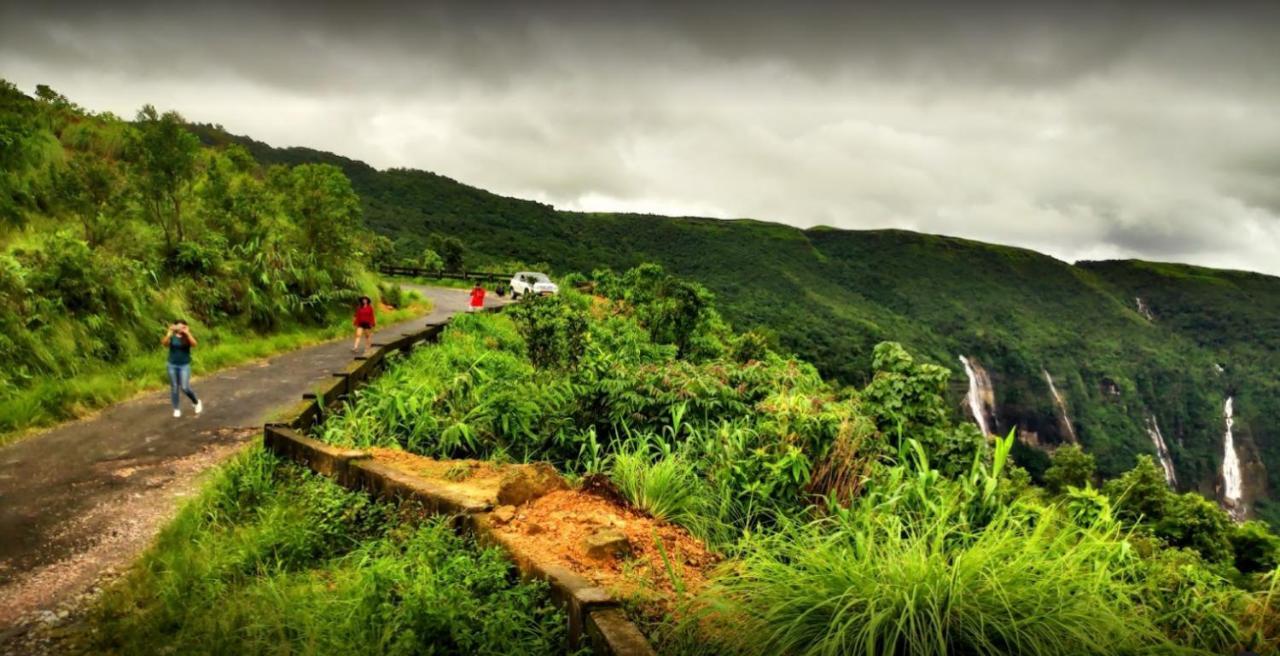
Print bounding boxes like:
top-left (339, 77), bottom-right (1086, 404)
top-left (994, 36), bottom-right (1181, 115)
top-left (3, 1), bottom-right (1279, 273)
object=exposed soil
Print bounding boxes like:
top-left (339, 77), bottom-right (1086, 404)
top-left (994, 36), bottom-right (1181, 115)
top-left (371, 449), bottom-right (719, 611)
top-left (494, 489), bottom-right (719, 607)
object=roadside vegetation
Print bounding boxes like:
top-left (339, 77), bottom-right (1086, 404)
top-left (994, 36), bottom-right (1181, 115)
top-left (0, 81), bottom-right (420, 441)
top-left (315, 264), bottom-right (1280, 654)
top-left (82, 448), bottom-right (570, 655)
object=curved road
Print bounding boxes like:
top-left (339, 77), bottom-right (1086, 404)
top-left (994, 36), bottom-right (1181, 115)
top-left (0, 285), bottom-right (504, 632)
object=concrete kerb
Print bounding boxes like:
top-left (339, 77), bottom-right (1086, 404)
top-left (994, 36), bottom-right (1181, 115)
top-left (261, 310), bottom-right (659, 656)
top-left (587, 608), bottom-right (656, 656)
top-left (471, 512), bottom-right (621, 650)
top-left (349, 459), bottom-right (491, 518)
top-left (263, 425), bottom-right (369, 486)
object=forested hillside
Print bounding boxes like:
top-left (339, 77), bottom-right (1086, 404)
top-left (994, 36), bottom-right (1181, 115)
top-left (0, 83), bottom-right (406, 438)
top-left (189, 123), bottom-right (1280, 524)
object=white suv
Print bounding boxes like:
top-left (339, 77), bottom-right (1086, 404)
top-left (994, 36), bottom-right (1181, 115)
top-left (509, 272), bottom-right (559, 298)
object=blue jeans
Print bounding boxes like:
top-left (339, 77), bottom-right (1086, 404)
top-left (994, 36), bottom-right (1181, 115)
top-left (167, 363), bottom-right (199, 410)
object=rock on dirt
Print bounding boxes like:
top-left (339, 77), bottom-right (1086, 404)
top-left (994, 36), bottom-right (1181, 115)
top-left (492, 505), bottom-right (517, 524)
top-left (584, 528), bottom-right (632, 560)
top-left (496, 463), bottom-right (567, 506)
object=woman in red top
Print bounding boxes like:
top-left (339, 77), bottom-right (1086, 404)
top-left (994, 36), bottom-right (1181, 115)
top-left (353, 296), bottom-right (375, 354)
top-left (469, 283), bottom-right (486, 312)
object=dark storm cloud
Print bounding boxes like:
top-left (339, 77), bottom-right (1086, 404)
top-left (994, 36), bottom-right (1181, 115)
top-left (3, 1), bottom-right (1279, 272)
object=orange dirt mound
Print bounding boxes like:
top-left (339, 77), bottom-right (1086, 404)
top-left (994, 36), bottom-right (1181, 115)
top-left (494, 489), bottom-right (718, 605)
top-left (363, 448), bottom-right (718, 612)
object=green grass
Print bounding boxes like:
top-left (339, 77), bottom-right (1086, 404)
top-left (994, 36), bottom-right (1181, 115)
top-left (686, 510), bottom-right (1164, 655)
top-left (0, 300), bottom-right (427, 447)
top-left (609, 439), bottom-right (719, 540)
top-left (81, 448), bottom-right (572, 656)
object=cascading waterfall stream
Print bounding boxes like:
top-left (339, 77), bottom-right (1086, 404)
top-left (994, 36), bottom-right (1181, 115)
top-left (1145, 415), bottom-right (1177, 487)
top-left (1221, 397), bottom-right (1244, 519)
top-left (959, 355), bottom-right (993, 435)
top-left (1135, 297), bottom-right (1155, 321)
top-left (1042, 370), bottom-right (1078, 444)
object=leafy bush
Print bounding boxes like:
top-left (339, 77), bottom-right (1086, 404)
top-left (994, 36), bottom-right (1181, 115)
top-left (1231, 521), bottom-right (1280, 574)
top-left (506, 292), bottom-right (588, 369)
top-left (1044, 444), bottom-right (1096, 494)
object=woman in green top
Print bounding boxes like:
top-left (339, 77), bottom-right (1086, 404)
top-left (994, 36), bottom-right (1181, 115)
top-left (163, 320), bottom-right (203, 418)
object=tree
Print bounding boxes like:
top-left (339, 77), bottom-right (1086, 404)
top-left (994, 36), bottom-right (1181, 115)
top-left (1229, 520), bottom-right (1280, 573)
top-left (1044, 444), bottom-right (1096, 495)
top-left (54, 152), bottom-right (126, 246)
top-left (366, 234), bottom-right (395, 267)
top-left (428, 234), bottom-right (465, 271)
top-left (277, 163), bottom-right (362, 262)
top-left (419, 248), bottom-right (444, 273)
top-left (131, 105), bottom-right (200, 250)
top-left (1103, 456), bottom-right (1172, 523)
top-left (1154, 492), bottom-right (1234, 565)
top-left (198, 149), bottom-right (269, 244)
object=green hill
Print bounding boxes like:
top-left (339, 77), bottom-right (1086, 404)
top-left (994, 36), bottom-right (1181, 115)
top-left (188, 124), bottom-right (1280, 524)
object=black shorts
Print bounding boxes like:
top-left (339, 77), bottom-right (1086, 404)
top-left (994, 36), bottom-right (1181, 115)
top-left (357, 322), bottom-right (374, 330)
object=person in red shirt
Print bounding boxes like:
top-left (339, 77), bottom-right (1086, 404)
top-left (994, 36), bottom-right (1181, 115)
top-left (352, 296), bottom-right (375, 354)
top-left (469, 283), bottom-right (486, 313)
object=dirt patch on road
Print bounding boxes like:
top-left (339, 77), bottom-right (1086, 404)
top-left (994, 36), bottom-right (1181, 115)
top-left (0, 427), bottom-right (258, 649)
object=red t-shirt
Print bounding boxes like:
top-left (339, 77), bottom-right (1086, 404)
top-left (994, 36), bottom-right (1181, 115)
top-left (469, 287), bottom-right (486, 307)
top-left (354, 305), bottom-right (375, 327)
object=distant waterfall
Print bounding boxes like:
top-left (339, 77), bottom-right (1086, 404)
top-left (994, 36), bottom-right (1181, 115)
top-left (1144, 415), bottom-right (1177, 487)
top-left (959, 355), bottom-right (994, 435)
top-left (1222, 397), bottom-right (1244, 519)
top-left (1135, 297), bottom-right (1155, 321)
top-left (1042, 370), bottom-right (1078, 444)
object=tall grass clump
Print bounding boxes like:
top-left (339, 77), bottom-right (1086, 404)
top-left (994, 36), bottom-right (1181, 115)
top-left (609, 437), bottom-right (719, 538)
top-left (85, 448), bottom-right (570, 655)
top-left (688, 496), bottom-right (1169, 656)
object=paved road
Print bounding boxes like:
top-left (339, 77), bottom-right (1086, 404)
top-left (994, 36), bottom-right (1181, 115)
top-left (0, 285), bottom-right (505, 630)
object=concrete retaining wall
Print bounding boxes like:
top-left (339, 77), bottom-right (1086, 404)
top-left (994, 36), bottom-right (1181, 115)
top-left (262, 311), bottom-right (656, 656)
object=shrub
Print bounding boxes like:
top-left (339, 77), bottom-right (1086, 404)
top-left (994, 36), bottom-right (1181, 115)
top-left (1103, 455), bottom-right (1172, 523)
top-left (506, 292), bottom-right (587, 369)
top-left (1231, 521), bottom-right (1280, 574)
top-left (1044, 445), bottom-right (1096, 494)
top-left (1154, 492), bottom-right (1235, 565)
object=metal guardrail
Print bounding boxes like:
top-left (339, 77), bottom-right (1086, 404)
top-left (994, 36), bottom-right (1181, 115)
top-left (378, 265), bottom-right (509, 284)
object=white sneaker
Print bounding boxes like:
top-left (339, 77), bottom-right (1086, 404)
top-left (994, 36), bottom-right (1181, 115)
top-left (173, 409), bottom-right (182, 418)
top-left (194, 400), bottom-right (203, 415)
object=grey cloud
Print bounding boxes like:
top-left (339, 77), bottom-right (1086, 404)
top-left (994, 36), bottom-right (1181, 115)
top-left (2, 1), bottom-right (1280, 272)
